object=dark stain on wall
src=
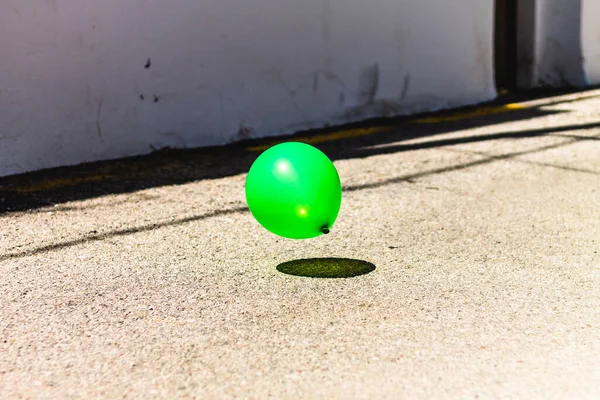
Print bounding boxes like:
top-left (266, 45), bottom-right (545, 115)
top-left (357, 63), bottom-right (380, 105)
top-left (400, 73), bottom-right (411, 101)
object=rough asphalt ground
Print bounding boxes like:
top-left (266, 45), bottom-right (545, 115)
top-left (1, 91), bottom-right (599, 399)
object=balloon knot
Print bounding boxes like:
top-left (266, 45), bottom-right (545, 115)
top-left (321, 226), bottom-right (330, 234)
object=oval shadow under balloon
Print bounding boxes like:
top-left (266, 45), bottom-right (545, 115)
top-left (276, 258), bottom-right (376, 278)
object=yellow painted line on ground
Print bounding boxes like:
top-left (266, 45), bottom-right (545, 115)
top-left (246, 126), bottom-right (391, 152)
top-left (10, 174), bottom-right (113, 193)
top-left (248, 103), bottom-right (530, 151)
top-left (6, 101), bottom-right (534, 193)
top-left (413, 103), bottom-right (527, 123)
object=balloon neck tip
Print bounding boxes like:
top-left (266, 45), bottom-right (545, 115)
top-left (321, 227), bottom-right (330, 234)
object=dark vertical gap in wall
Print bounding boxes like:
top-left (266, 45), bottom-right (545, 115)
top-left (494, 0), bottom-right (518, 91)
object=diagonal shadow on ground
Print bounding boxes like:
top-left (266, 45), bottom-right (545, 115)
top-left (2, 123), bottom-right (597, 262)
top-left (1, 90), bottom-right (589, 213)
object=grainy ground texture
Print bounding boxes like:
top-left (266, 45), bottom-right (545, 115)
top-left (1, 90), bottom-right (599, 399)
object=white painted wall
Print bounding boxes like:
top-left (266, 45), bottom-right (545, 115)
top-left (518, 0), bottom-right (600, 88)
top-left (0, 0), bottom-right (495, 177)
top-left (536, 0), bottom-right (586, 87)
top-left (582, 0), bottom-right (600, 85)
top-left (518, 0), bottom-right (586, 88)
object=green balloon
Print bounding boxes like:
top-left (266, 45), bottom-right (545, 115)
top-left (245, 142), bottom-right (342, 239)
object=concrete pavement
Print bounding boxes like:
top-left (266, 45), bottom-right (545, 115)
top-left (1, 90), bottom-right (599, 399)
